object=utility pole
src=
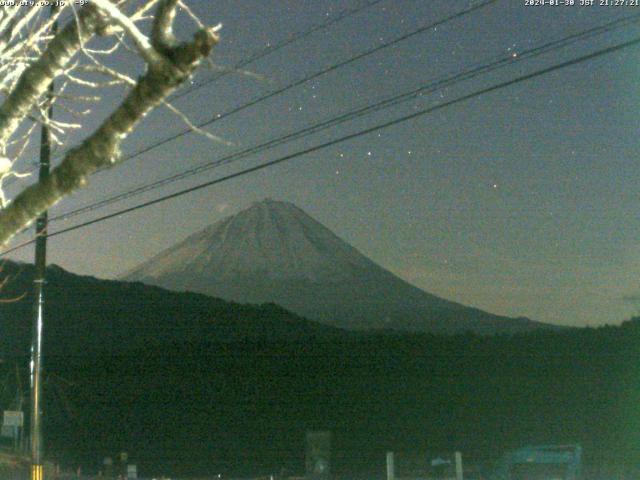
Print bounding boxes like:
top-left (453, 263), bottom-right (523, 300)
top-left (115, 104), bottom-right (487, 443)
top-left (15, 363), bottom-right (24, 454)
top-left (30, 7), bottom-right (57, 480)
top-left (386, 451), bottom-right (395, 480)
top-left (454, 451), bottom-right (463, 480)
top-left (30, 91), bottom-right (51, 480)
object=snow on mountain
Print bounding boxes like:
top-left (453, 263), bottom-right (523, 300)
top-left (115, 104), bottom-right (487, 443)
top-left (132, 199), bottom-right (375, 282)
top-left (122, 199), bottom-right (548, 334)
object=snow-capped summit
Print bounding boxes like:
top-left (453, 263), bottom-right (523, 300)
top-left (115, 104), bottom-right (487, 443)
top-left (125, 199), bottom-right (375, 282)
top-left (122, 199), bottom-right (546, 334)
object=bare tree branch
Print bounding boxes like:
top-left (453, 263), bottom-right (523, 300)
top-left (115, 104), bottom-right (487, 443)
top-left (0, 4), bottom-right (107, 151)
top-left (92, 0), bottom-right (165, 66)
top-left (0, 0), bottom-right (219, 245)
top-left (152, 0), bottom-right (179, 51)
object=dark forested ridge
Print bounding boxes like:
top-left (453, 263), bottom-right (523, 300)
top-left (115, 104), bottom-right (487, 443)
top-left (0, 261), bottom-right (345, 357)
top-left (1, 323), bottom-right (635, 477)
top-left (0, 261), bottom-right (637, 477)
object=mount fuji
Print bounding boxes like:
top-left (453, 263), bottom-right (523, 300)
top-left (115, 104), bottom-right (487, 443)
top-left (122, 199), bottom-right (547, 334)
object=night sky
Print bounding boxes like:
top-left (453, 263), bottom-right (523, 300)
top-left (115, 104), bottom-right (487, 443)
top-left (4, 0), bottom-right (640, 327)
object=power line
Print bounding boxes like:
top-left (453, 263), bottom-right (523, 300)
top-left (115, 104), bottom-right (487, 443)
top-left (3, 32), bottom-right (639, 257)
top-left (171, 0), bottom-right (389, 101)
top-left (49, 11), bottom-right (640, 224)
top-left (45, 0), bottom-right (499, 176)
top-left (0, 0), bottom-right (502, 249)
top-left (5, 0), bottom-right (389, 183)
top-left (6, 0), bottom-right (503, 223)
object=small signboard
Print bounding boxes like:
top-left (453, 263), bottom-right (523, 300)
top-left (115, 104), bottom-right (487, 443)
top-left (127, 464), bottom-right (137, 479)
top-left (305, 431), bottom-right (331, 480)
top-left (3, 411), bottom-right (23, 427)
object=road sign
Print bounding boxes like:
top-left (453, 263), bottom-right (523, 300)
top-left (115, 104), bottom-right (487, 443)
top-left (3, 411), bottom-right (23, 427)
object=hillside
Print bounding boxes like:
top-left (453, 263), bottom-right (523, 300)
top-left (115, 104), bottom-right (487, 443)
top-left (10, 321), bottom-right (639, 477)
top-left (0, 261), bottom-right (633, 478)
top-left (0, 260), bottom-right (342, 357)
